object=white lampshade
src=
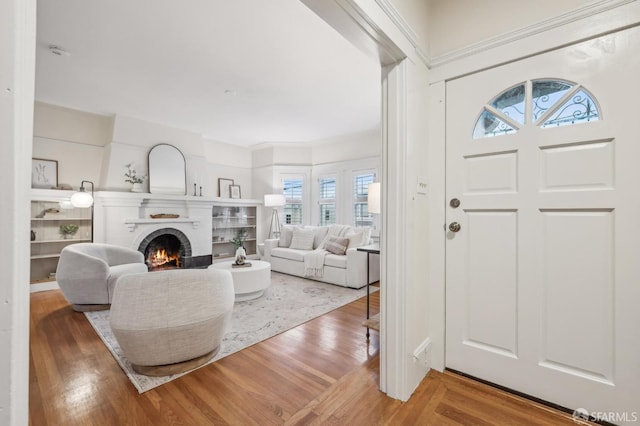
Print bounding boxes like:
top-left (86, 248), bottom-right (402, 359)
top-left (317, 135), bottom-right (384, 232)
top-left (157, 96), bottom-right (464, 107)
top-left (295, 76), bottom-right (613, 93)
top-left (264, 194), bottom-right (286, 207)
top-left (58, 200), bottom-right (74, 210)
top-left (70, 190), bottom-right (94, 208)
top-left (367, 182), bottom-right (381, 214)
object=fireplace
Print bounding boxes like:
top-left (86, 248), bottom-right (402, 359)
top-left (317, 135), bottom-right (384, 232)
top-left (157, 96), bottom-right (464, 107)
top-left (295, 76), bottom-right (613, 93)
top-left (138, 228), bottom-right (192, 271)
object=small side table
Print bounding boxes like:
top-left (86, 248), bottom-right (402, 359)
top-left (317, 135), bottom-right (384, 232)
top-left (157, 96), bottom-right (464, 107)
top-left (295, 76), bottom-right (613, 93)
top-left (357, 244), bottom-right (380, 339)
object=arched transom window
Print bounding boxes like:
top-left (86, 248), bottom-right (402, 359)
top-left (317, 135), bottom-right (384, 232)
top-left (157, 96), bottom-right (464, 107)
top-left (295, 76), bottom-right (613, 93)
top-left (473, 79), bottom-right (601, 139)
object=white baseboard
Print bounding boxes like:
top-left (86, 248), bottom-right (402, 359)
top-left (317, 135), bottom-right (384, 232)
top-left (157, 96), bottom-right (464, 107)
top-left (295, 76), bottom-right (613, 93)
top-left (30, 281), bottom-right (59, 293)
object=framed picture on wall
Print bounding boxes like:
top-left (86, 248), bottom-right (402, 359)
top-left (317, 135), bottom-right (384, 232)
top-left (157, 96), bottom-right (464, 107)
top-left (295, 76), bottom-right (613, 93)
top-left (32, 158), bottom-right (58, 189)
top-left (218, 178), bottom-right (234, 198)
top-left (230, 185), bottom-right (241, 199)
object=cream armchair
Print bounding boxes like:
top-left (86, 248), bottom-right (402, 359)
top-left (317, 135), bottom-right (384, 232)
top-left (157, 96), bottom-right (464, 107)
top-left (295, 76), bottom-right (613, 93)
top-left (56, 243), bottom-right (148, 311)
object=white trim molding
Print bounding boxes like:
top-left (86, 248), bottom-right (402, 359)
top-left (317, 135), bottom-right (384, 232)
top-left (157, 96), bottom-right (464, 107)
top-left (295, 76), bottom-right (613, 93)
top-left (429, 0), bottom-right (636, 68)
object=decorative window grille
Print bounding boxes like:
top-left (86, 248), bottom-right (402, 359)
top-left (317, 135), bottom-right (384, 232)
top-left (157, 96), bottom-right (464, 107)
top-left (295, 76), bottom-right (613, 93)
top-left (353, 173), bottom-right (374, 227)
top-left (319, 177), bottom-right (336, 226)
top-left (473, 79), bottom-right (601, 139)
top-left (282, 178), bottom-right (303, 225)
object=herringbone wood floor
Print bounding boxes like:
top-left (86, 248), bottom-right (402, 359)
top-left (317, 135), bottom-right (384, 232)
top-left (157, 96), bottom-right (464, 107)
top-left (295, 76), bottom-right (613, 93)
top-left (29, 284), bottom-right (581, 425)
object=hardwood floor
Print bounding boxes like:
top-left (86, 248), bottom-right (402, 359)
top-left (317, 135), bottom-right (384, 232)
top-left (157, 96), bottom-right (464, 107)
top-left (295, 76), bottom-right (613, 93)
top-left (30, 285), bottom-right (581, 425)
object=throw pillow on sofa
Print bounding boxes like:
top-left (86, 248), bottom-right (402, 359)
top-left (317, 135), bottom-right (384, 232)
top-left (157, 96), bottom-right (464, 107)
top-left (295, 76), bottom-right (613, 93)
top-left (324, 236), bottom-right (350, 255)
top-left (346, 227), bottom-right (372, 248)
top-left (305, 226), bottom-right (329, 249)
top-left (290, 228), bottom-right (315, 250)
top-left (279, 225), bottom-right (301, 247)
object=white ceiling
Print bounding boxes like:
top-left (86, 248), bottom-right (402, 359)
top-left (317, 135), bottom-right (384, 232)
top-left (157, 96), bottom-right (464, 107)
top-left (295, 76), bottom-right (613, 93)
top-left (35, 0), bottom-right (381, 147)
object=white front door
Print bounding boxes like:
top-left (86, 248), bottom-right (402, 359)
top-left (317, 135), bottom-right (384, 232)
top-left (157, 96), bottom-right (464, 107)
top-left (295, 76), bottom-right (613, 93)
top-left (445, 28), bottom-right (640, 422)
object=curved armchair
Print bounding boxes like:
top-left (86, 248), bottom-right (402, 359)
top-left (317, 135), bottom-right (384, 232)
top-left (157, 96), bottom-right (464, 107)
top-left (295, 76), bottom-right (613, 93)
top-left (56, 243), bottom-right (148, 311)
top-left (110, 268), bottom-right (235, 376)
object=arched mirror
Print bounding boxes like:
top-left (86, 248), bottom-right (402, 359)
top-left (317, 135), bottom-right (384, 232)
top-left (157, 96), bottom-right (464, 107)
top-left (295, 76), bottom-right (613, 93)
top-left (148, 144), bottom-right (187, 195)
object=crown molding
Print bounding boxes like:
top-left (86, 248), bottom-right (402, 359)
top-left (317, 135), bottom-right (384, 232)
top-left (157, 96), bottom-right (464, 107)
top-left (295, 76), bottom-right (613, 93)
top-left (373, 0), bottom-right (419, 46)
top-left (428, 0), bottom-right (636, 68)
top-left (372, 0), bottom-right (430, 68)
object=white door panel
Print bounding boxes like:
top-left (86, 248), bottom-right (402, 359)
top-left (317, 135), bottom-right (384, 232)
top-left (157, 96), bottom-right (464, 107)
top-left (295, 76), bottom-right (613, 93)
top-left (446, 27), bottom-right (640, 422)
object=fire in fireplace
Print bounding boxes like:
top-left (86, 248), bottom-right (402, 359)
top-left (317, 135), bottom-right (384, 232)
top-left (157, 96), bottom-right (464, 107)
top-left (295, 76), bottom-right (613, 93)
top-left (144, 234), bottom-right (183, 271)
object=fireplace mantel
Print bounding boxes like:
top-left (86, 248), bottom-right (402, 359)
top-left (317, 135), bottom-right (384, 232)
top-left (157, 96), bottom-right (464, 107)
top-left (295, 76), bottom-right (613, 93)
top-left (93, 191), bottom-right (262, 266)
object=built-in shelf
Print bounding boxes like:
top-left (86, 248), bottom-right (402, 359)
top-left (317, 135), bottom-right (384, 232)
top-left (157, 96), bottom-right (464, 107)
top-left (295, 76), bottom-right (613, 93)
top-left (30, 254), bottom-right (62, 260)
top-left (31, 217), bottom-right (90, 221)
top-left (31, 238), bottom-right (91, 244)
top-left (212, 203), bottom-right (258, 261)
top-left (212, 238), bottom-right (257, 245)
top-left (30, 194), bottom-right (93, 284)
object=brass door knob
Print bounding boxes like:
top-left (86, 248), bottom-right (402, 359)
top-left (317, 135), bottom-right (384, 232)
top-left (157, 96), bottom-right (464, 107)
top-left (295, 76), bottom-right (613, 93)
top-left (449, 222), bottom-right (461, 232)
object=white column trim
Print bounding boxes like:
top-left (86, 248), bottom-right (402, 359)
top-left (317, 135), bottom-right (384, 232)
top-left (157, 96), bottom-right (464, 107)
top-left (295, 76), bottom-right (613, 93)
top-left (1, 0), bottom-right (36, 423)
top-left (380, 60), bottom-right (409, 400)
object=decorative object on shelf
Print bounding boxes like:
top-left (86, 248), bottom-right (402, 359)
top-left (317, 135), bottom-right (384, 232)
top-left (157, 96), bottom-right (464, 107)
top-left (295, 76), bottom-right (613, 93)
top-left (150, 214), bottom-right (180, 219)
top-left (230, 185), bottom-right (241, 199)
top-left (124, 163), bottom-right (146, 192)
top-left (235, 246), bottom-right (247, 265)
top-left (59, 223), bottom-right (79, 239)
top-left (193, 183), bottom-right (197, 196)
top-left (70, 180), bottom-right (94, 241)
top-left (32, 158), bottom-right (58, 189)
top-left (264, 194), bottom-right (286, 239)
top-left (218, 178), bottom-right (234, 198)
top-left (31, 230), bottom-right (36, 241)
top-left (231, 228), bottom-right (248, 265)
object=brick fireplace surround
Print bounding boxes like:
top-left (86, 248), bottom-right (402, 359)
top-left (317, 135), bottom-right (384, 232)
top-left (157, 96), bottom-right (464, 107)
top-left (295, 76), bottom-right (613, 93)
top-left (93, 192), bottom-right (215, 268)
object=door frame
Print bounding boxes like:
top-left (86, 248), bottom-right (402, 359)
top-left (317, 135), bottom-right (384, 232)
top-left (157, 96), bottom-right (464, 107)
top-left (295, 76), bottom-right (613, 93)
top-left (428, 2), bottom-right (640, 374)
top-left (305, 0), bottom-right (640, 401)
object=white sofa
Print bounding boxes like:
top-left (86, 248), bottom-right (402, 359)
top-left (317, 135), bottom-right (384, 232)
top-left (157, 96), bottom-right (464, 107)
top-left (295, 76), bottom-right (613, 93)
top-left (262, 225), bottom-right (380, 289)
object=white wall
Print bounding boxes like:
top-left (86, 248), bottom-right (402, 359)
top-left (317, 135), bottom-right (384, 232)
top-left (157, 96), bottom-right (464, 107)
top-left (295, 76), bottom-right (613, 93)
top-left (33, 101), bottom-right (113, 146)
top-left (427, 0), bottom-right (592, 58)
top-left (203, 138), bottom-right (253, 198)
top-left (1, 0), bottom-right (35, 422)
top-left (33, 101), bottom-right (111, 190)
top-left (311, 128), bottom-right (381, 164)
top-left (33, 106), bottom-right (254, 197)
top-left (32, 137), bottom-right (104, 190)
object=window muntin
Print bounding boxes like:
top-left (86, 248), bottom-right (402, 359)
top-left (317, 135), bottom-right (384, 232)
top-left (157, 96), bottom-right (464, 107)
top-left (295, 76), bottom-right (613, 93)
top-left (473, 109), bottom-right (517, 138)
top-left (319, 176), bottom-right (336, 226)
top-left (490, 84), bottom-right (525, 125)
top-left (540, 88), bottom-right (600, 128)
top-left (353, 173), bottom-right (374, 228)
top-left (532, 80), bottom-right (574, 122)
top-left (473, 79), bottom-right (601, 139)
top-left (282, 177), bottom-right (303, 225)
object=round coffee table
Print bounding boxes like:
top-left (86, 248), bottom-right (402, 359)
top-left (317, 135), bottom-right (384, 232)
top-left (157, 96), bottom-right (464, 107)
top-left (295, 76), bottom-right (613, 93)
top-left (208, 260), bottom-right (271, 301)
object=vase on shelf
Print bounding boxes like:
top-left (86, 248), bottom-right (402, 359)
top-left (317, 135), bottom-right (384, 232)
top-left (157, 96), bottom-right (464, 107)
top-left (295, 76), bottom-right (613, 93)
top-left (131, 183), bottom-right (143, 192)
top-left (235, 246), bottom-right (246, 265)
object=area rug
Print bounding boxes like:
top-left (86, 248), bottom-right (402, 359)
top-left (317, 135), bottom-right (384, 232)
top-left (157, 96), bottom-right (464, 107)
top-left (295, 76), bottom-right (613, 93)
top-left (85, 272), bottom-right (377, 393)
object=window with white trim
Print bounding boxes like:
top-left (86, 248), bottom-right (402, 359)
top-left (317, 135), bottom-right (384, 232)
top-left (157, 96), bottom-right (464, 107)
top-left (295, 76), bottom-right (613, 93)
top-left (473, 79), bottom-right (601, 139)
top-left (282, 177), bottom-right (303, 225)
top-left (353, 172), bottom-right (375, 228)
top-left (319, 176), bottom-right (336, 226)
